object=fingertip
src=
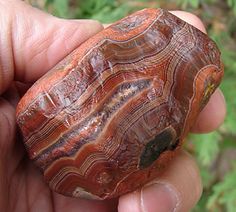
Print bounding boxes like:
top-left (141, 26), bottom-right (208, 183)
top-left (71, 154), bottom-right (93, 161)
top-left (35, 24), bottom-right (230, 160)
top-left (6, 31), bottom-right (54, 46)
top-left (170, 11), bottom-right (206, 33)
top-left (156, 151), bottom-right (202, 212)
top-left (118, 184), bottom-right (180, 212)
top-left (118, 192), bottom-right (140, 212)
top-left (140, 182), bottom-right (179, 212)
top-left (191, 89), bottom-right (226, 133)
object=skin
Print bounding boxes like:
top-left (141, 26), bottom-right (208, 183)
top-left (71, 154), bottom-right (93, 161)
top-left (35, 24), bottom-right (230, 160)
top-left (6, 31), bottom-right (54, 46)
top-left (0, 1), bottom-right (226, 212)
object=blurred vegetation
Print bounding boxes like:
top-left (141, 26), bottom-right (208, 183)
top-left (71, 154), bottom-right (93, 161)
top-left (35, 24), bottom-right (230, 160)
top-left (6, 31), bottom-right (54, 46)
top-left (27, 0), bottom-right (236, 211)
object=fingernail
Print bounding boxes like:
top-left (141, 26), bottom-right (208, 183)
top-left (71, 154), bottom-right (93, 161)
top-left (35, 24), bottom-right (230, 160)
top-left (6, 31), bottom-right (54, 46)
top-left (141, 182), bottom-right (180, 212)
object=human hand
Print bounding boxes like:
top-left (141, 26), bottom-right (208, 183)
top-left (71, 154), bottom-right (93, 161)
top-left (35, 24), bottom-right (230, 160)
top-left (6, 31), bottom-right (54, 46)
top-left (0, 1), bottom-right (225, 212)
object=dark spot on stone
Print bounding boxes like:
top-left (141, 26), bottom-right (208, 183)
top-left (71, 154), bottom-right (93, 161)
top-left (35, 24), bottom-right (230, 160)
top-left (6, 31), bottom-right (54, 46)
top-left (139, 127), bottom-right (178, 169)
top-left (169, 139), bottom-right (180, 150)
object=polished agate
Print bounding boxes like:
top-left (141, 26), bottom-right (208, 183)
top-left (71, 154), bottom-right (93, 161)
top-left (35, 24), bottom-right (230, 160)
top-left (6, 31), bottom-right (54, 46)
top-left (16, 8), bottom-right (223, 199)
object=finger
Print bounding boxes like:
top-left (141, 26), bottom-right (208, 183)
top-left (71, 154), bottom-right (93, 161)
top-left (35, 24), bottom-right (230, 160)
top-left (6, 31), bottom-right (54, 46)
top-left (0, 97), bottom-right (26, 177)
top-left (0, 98), bottom-right (16, 158)
top-left (170, 10), bottom-right (206, 33)
top-left (191, 88), bottom-right (226, 133)
top-left (118, 150), bottom-right (202, 212)
top-left (0, 0), bottom-right (103, 94)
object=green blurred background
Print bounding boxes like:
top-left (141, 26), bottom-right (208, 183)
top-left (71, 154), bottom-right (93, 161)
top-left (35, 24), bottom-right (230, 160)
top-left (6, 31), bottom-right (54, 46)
top-left (27, 0), bottom-right (236, 211)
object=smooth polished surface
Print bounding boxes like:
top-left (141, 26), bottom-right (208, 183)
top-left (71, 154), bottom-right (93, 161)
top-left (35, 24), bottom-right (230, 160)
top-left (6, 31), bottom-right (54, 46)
top-left (16, 8), bottom-right (223, 200)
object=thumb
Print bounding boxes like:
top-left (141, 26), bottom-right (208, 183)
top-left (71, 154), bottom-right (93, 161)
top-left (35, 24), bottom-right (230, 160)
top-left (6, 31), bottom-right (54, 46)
top-left (0, 0), bottom-right (103, 94)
